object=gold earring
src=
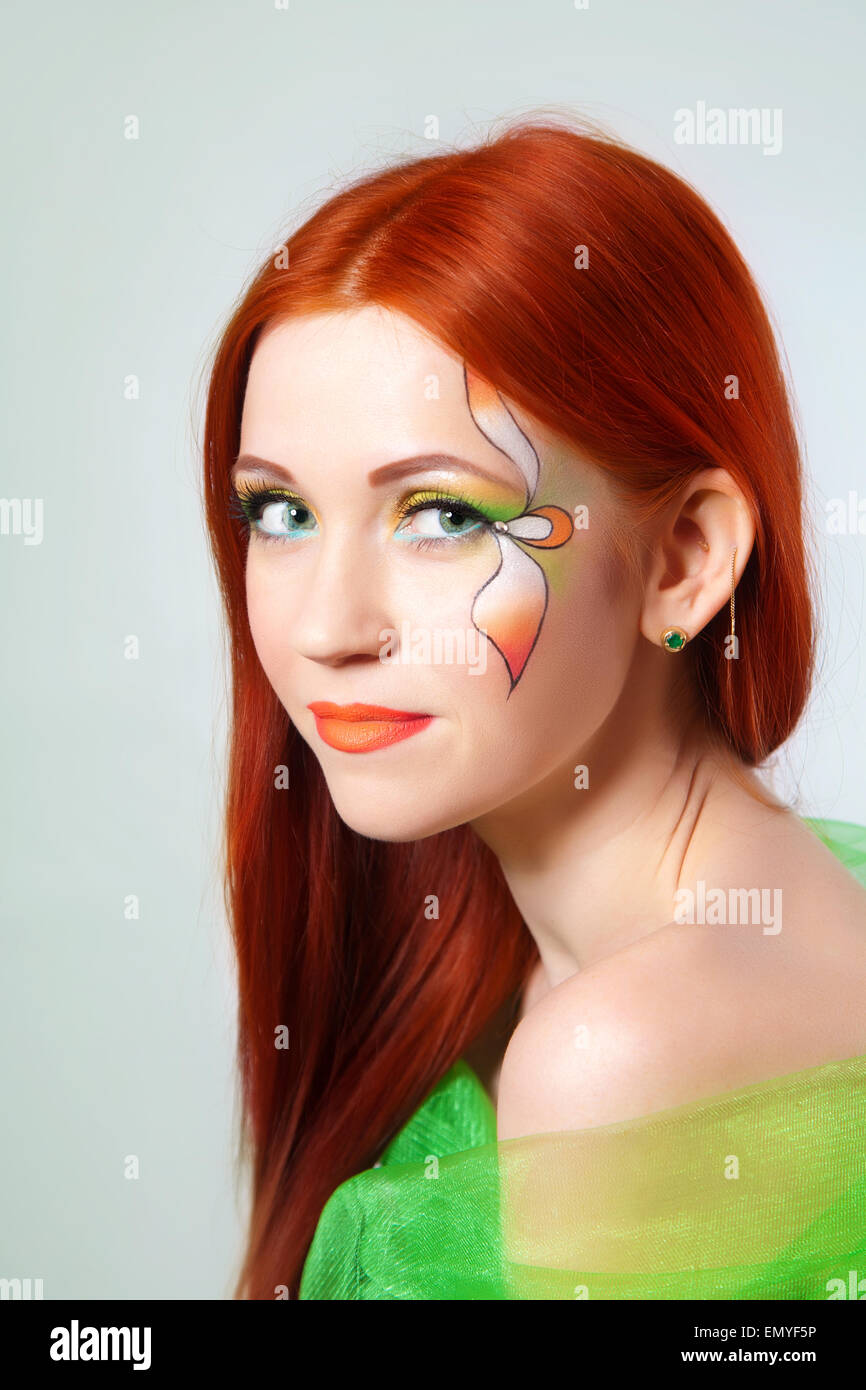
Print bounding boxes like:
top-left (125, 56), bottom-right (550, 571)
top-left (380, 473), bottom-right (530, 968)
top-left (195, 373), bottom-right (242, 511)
top-left (729, 545), bottom-right (737, 642)
top-left (661, 627), bottom-right (688, 652)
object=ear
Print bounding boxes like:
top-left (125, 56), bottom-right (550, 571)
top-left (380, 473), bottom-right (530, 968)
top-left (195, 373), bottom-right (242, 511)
top-left (639, 468), bottom-right (755, 651)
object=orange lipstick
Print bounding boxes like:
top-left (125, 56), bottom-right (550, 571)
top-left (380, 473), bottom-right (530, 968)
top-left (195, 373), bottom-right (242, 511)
top-left (307, 701), bottom-right (434, 753)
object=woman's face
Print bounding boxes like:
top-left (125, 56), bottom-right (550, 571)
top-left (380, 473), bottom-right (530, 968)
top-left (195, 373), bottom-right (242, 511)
top-left (236, 305), bottom-right (641, 841)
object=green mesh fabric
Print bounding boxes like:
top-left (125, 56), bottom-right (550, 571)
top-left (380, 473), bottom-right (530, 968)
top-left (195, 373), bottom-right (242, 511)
top-left (299, 818), bottom-right (866, 1300)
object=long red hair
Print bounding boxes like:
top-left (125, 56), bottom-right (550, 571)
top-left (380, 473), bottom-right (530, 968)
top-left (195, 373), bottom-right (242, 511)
top-left (200, 116), bottom-right (814, 1297)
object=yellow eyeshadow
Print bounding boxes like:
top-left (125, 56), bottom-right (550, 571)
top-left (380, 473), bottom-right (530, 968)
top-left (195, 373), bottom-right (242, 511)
top-left (393, 482), bottom-right (522, 523)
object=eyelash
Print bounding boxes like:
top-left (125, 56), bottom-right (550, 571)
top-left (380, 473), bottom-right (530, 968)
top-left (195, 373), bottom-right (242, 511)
top-left (228, 481), bottom-right (495, 551)
top-left (392, 488), bottom-right (494, 550)
top-left (228, 482), bottom-right (310, 544)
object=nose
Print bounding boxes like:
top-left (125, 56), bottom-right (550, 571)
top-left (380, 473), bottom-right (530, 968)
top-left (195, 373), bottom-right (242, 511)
top-left (287, 529), bottom-right (393, 667)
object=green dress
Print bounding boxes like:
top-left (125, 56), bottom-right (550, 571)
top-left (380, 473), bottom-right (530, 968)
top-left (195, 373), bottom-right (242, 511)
top-left (300, 818), bottom-right (866, 1300)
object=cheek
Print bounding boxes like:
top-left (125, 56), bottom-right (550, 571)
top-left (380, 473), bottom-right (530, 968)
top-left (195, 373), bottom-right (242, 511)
top-left (464, 536), bottom-right (639, 772)
top-left (385, 533), bottom-right (507, 666)
top-left (244, 553), bottom-right (295, 685)
top-left (390, 534), bottom-right (499, 611)
top-left (542, 538), bottom-right (637, 706)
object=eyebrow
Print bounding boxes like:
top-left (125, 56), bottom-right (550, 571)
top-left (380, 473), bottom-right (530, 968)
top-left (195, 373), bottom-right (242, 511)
top-left (231, 452), bottom-right (523, 491)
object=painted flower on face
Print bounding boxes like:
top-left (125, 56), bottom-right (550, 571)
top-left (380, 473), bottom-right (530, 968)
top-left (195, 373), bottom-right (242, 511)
top-left (464, 364), bottom-right (574, 693)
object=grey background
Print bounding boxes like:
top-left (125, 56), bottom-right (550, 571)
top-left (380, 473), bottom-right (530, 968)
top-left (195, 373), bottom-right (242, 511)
top-left (1, 0), bottom-right (864, 1298)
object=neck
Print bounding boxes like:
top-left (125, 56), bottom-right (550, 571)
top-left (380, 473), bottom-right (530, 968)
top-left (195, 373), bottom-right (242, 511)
top-left (470, 673), bottom-right (783, 983)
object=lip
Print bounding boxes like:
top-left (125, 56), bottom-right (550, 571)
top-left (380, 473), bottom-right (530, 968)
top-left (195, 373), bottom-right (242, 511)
top-left (307, 701), bottom-right (435, 754)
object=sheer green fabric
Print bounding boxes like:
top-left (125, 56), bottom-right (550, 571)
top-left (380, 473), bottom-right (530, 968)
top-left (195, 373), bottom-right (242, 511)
top-left (299, 818), bottom-right (866, 1300)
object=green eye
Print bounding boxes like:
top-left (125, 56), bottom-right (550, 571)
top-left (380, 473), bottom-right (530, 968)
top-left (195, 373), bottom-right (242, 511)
top-left (229, 481), bottom-right (498, 550)
top-left (396, 504), bottom-right (483, 540)
top-left (394, 491), bottom-right (493, 548)
top-left (258, 499), bottom-right (317, 539)
top-left (230, 483), bottom-right (319, 542)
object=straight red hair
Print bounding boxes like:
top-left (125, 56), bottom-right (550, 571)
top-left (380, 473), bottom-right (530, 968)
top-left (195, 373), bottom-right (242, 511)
top-left (200, 116), bottom-right (814, 1298)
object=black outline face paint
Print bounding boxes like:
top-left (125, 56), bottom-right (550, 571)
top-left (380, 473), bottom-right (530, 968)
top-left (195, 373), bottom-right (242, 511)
top-left (463, 364), bottom-right (574, 694)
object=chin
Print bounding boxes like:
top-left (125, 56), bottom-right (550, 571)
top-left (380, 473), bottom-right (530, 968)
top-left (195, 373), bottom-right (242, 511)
top-left (324, 771), bottom-right (526, 843)
top-left (322, 781), bottom-right (470, 843)
top-left (327, 800), bottom-right (454, 843)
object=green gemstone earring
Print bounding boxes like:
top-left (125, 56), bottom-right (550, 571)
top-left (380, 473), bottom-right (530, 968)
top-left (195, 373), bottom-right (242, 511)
top-left (661, 627), bottom-right (688, 652)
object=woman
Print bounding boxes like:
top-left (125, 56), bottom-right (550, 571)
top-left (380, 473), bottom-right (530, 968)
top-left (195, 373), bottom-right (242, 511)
top-left (201, 116), bottom-right (866, 1299)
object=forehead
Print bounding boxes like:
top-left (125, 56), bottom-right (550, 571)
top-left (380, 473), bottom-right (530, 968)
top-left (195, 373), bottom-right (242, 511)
top-left (249, 305), bottom-right (454, 403)
top-left (239, 307), bottom-right (546, 489)
top-left (241, 306), bottom-right (458, 451)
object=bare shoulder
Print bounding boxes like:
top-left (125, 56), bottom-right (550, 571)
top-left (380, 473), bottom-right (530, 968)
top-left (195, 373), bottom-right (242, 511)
top-left (496, 817), bottom-right (866, 1142)
top-left (496, 937), bottom-right (742, 1140)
